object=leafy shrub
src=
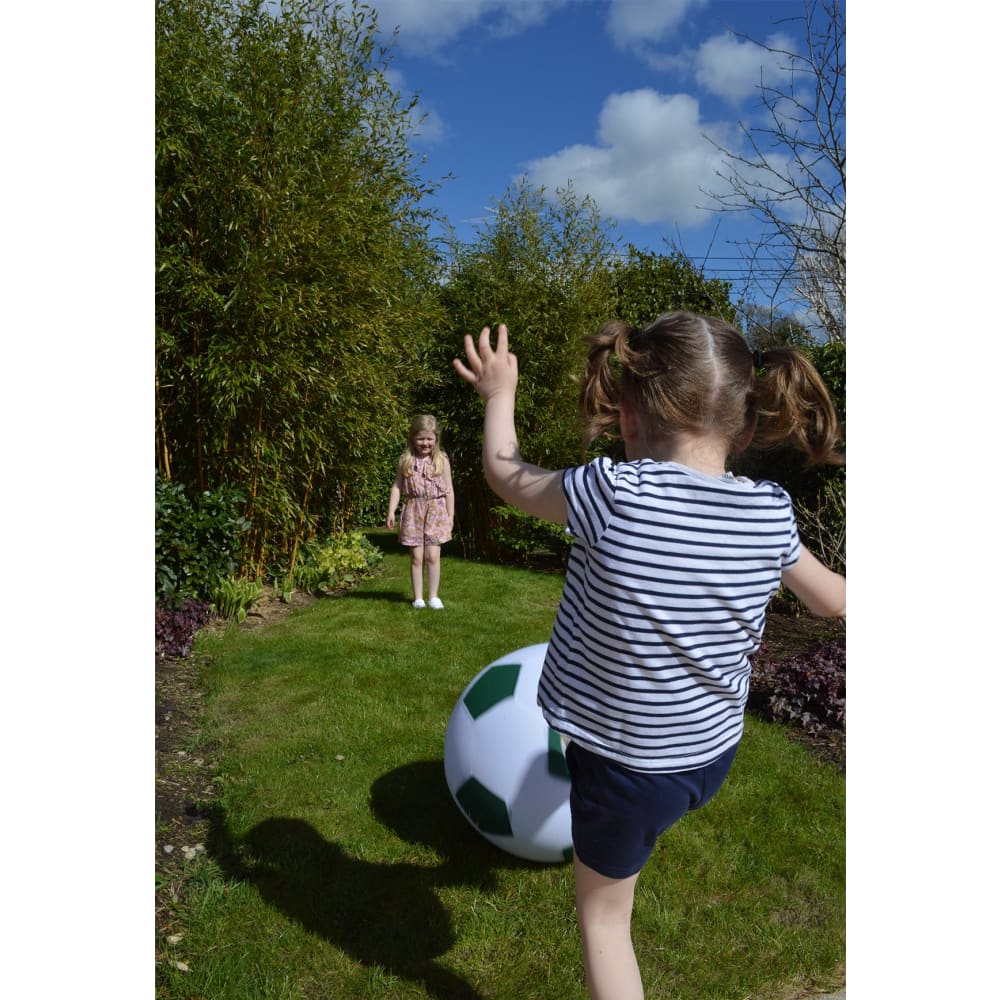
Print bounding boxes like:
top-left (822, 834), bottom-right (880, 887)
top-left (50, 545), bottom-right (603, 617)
top-left (156, 474), bottom-right (250, 601)
top-left (156, 598), bottom-right (212, 659)
top-left (211, 576), bottom-right (265, 623)
top-left (490, 504), bottom-right (573, 568)
top-left (291, 531), bottom-right (383, 595)
top-left (749, 637), bottom-right (846, 735)
top-left (273, 572), bottom-right (296, 603)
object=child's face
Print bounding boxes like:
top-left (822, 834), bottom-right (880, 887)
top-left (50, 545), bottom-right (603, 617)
top-left (413, 430), bottom-right (437, 456)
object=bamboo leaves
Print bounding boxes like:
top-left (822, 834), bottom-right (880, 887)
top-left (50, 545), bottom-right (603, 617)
top-left (156, 0), bottom-right (445, 569)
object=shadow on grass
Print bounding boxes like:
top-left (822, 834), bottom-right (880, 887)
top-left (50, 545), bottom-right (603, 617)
top-left (364, 528), bottom-right (467, 562)
top-left (345, 589), bottom-right (414, 604)
top-left (369, 760), bottom-right (533, 883)
top-left (207, 759), bottom-right (542, 999)
top-left (363, 528), bottom-right (410, 558)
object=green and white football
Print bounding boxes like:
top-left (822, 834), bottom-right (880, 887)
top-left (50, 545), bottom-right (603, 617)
top-left (444, 643), bottom-right (573, 864)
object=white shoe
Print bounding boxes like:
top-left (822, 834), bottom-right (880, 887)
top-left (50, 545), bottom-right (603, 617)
top-left (412, 599), bottom-right (426, 609)
top-left (428, 597), bottom-right (444, 610)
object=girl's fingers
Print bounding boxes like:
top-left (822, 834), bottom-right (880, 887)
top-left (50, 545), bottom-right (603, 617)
top-left (452, 356), bottom-right (476, 383)
top-left (453, 325), bottom-right (513, 385)
top-left (468, 331), bottom-right (484, 364)
top-left (478, 325), bottom-right (495, 358)
top-left (452, 333), bottom-right (481, 384)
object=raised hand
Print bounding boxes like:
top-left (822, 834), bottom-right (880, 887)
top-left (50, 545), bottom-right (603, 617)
top-left (452, 324), bottom-right (518, 401)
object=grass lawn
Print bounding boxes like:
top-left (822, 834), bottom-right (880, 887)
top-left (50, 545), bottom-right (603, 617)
top-left (156, 531), bottom-right (844, 999)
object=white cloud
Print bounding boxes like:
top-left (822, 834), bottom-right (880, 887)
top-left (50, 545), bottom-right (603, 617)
top-left (694, 31), bottom-right (797, 104)
top-left (410, 106), bottom-right (446, 145)
top-left (605, 0), bottom-right (708, 51)
top-left (522, 87), bottom-right (731, 227)
top-left (369, 0), bottom-right (572, 55)
top-left (383, 67), bottom-right (447, 145)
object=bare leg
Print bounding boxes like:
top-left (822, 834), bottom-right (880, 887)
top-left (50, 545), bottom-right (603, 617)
top-left (574, 856), bottom-right (643, 1000)
top-left (425, 544), bottom-right (442, 600)
top-left (410, 546), bottom-right (424, 602)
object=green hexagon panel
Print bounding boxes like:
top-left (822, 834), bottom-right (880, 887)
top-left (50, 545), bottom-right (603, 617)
top-left (462, 662), bottom-right (520, 719)
top-left (455, 777), bottom-right (513, 836)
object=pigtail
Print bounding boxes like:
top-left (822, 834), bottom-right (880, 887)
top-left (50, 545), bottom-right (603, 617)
top-left (751, 349), bottom-right (844, 466)
top-left (579, 320), bottom-right (633, 445)
top-left (572, 311), bottom-right (841, 464)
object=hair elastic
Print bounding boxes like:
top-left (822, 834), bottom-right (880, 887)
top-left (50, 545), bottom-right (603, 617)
top-left (752, 348), bottom-right (764, 370)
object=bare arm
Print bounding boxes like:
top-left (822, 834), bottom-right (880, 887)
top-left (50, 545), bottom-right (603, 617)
top-left (443, 456), bottom-right (455, 524)
top-left (453, 324), bottom-right (567, 525)
top-left (781, 547), bottom-right (846, 617)
top-left (386, 459), bottom-right (404, 529)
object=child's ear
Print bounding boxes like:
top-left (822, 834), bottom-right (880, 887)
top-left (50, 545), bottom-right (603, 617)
top-left (734, 414), bottom-right (758, 453)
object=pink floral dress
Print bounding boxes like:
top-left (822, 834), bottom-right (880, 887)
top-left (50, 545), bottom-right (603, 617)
top-left (399, 456), bottom-right (452, 546)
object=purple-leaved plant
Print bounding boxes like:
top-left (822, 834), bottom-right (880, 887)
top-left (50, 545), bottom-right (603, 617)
top-left (749, 637), bottom-right (846, 735)
top-left (156, 599), bottom-right (212, 660)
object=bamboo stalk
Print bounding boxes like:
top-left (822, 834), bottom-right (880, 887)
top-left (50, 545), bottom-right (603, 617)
top-left (155, 370), bottom-right (172, 480)
top-left (288, 451), bottom-right (319, 577)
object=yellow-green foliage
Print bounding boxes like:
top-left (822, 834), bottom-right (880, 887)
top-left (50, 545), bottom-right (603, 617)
top-left (292, 531), bottom-right (383, 595)
top-left (211, 576), bottom-right (265, 623)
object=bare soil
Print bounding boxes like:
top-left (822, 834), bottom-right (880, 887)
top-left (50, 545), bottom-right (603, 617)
top-left (155, 591), bottom-right (316, 933)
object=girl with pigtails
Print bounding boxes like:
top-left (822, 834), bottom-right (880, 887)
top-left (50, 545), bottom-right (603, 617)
top-left (454, 312), bottom-right (845, 1000)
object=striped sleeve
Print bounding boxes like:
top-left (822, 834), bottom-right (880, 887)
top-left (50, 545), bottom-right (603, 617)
top-left (562, 458), bottom-right (616, 548)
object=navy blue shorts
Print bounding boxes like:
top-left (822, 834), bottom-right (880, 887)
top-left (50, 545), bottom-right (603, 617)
top-left (565, 741), bottom-right (739, 879)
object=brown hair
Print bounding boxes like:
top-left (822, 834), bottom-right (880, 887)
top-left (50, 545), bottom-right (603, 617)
top-left (400, 414), bottom-right (447, 477)
top-left (578, 311), bottom-right (843, 466)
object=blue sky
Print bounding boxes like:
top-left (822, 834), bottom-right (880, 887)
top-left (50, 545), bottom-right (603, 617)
top-left (367, 0), bottom-right (830, 301)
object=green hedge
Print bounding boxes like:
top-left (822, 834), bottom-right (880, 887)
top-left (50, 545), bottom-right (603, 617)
top-left (155, 473), bottom-right (250, 602)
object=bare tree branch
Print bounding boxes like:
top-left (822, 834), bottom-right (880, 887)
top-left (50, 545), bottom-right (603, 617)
top-left (703, 0), bottom-right (845, 342)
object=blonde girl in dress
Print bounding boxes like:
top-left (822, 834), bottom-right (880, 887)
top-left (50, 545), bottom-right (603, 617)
top-left (386, 415), bottom-right (455, 609)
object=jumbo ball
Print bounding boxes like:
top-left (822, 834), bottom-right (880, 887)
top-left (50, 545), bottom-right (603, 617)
top-left (444, 642), bottom-right (573, 864)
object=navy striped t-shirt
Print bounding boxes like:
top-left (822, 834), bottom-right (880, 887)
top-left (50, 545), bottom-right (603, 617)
top-left (537, 457), bottom-right (801, 773)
